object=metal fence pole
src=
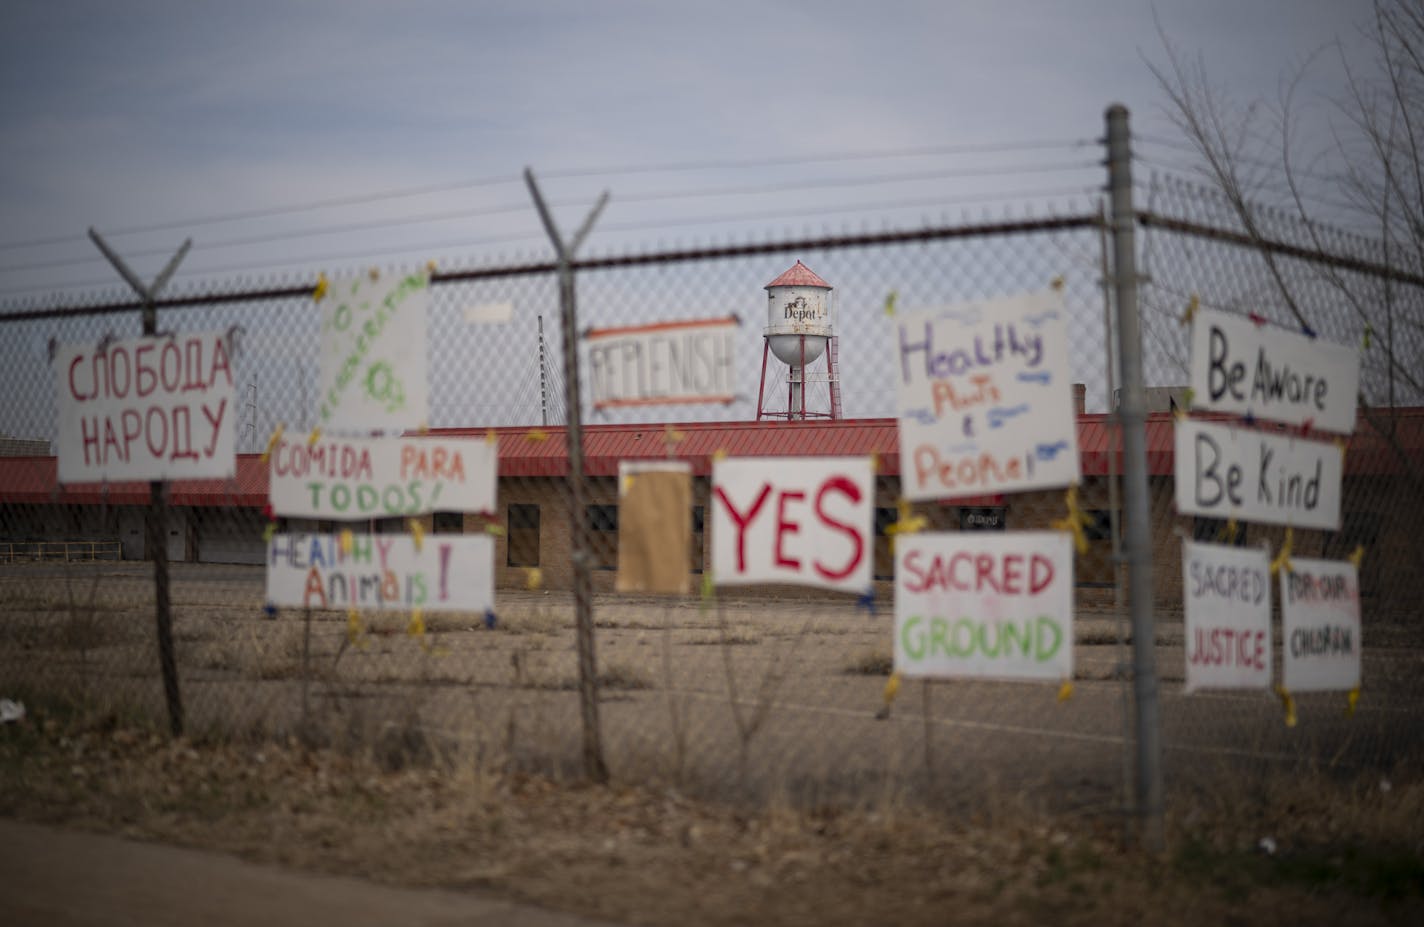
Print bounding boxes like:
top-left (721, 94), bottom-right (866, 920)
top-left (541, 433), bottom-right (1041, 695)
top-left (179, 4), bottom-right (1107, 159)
top-left (525, 170), bottom-right (611, 783)
top-left (1104, 104), bottom-right (1163, 852)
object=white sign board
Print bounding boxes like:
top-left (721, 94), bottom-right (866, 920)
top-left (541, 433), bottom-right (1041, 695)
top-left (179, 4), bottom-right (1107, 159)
top-left (266, 533), bottom-right (494, 612)
top-left (268, 434), bottom-right (496, 520)
top-left (317, 271), bottom-right (429, 433)
top-left (710, 456), bottom-right (873, 593)
top-left (586, 316), bottom-right (737, 410)
top-left (56, 332), bottom-right (236, 482)
top-left (1175, 418), bottom-right (1343, 530)
top-left (894, 531), bottom-right (1073, 681)
top-left (1281, 557), bottom-right (1361, 692)
top-left (1190, 307), bottom-right (1359, 434)
top-left (894, 289), bottom-right (1079, 501)
top-left (1181, 540), bottom-right (1272, 693)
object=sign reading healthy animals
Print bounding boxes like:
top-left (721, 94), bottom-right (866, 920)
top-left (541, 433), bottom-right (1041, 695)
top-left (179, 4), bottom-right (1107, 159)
top-left (1181, 540), bottom-right (1272, 693)
top-left (616, 461), bottom-right (692, 594)
top-left (710, 456), bottom-right (872, 593)
top-left (895, 289), bottom-right (1079, 501)
top-left (56, 332), bottom-right (236, 483)
top-left (1190, 307), bottom-right (1359, 433)
top-left (268, 434), bottom-right (496, 520)
top-left (586, 316), bottom-right (737, 410)
top-left (1175, 418), bottom-right (1343, 530)
top-left (266, 533), bottom-right (494, 612)
top-left (1281, 557), bottom-right (1361, 692)
top-left (894, 531), bottom-right (1073, 681)
top-left (317, 271), bottom-right (429, 433)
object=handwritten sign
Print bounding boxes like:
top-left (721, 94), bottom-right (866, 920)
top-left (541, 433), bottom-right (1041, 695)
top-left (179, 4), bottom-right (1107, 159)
top-left (317, 271), bottom-right (429, 433)
top-left (55, 332), bottom-right (236, 482)
top-left (1190, 307), bottom-right (1358, 433)
top-left (1281, 557), bottom-right (1361, 692)
top-left (616, 461), bottom-right (692, 594)
top-left (710, 456), bottom-right (872, 593)
top-left (268, 435), bottom-right (495, 520)
top-left (1181, 540), bottom-right (1272, 692)
top-left (894, 531), bottom-right (1073, 681)
top-left (586, 316), bottom-right (737, 410)
top-left (894, 289), bottom-right (1079, 501)
top-left (266, 533), bottom-right (494, 612)
top-left (1174, 418), bottom-right (1343, 530)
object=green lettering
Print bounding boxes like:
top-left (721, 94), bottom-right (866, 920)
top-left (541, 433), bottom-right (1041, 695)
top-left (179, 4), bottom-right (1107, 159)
top-left (930, 617), bottom-right (950, 658)
top-left (901, 616), bottom-right (925, 660)
top-left (952, 618), bottom-right (976, 657)
top-left (1035, 616), bottom-right (1062, 661)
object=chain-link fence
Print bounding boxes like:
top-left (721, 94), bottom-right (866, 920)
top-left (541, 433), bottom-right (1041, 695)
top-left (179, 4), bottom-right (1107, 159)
top-left (2, 113), bottom-right (1421, 841)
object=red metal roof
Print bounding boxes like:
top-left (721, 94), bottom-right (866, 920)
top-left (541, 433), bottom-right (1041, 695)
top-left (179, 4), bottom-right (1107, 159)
top-left (3, 409), bottom-right (1420, 508)
top-left (765, 260), bottom-right (831, 289)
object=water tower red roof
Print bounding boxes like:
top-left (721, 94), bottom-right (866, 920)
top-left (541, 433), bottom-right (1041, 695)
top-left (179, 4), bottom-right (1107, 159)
top-left (765, 260), bottom-right (831, 289)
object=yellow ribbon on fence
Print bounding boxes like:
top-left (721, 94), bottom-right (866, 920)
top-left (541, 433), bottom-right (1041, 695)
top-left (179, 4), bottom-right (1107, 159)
top-left (1269, 527), bottom-right (1295, 577)
top-left (1181, 293), bottom-right (1199, 326)
top-left (1051, 485), bottom-right (1093, 555)
top-left (312, 273), bottom-right (329, 302)
top-left (407, 607), bottom-right (426, 639)
top-left (524, 567), bottom-right (543, 591)
top-left (884, 498), bottom-right (927, 554)
top-left (1274, 685), bottom-right (1298, 728)
top-left (409, 519), bottom-right (424, 552)
top-left (307, 426), bottom-right (322, 447)
top-left (1217, 518), bottom-right (1239, 544)
top-left (346, 607), bottom-right (368, 650)
top-left (1346, 687), bottom-right (1361, 717)
top-left (339, 529), bottom-right (354, 556)
top-left (260, 424), bottom-right (285, 464)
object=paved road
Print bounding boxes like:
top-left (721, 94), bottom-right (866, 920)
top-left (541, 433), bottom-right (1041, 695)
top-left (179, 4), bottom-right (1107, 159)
top-left (0, 818), bottom-right (618, 927)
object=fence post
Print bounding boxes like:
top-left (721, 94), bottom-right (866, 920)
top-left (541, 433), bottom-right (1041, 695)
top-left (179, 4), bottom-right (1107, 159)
top-left (1104, 104), bottom-right (1164, 852)
top-left (525, 170), bottom-right (611, 783)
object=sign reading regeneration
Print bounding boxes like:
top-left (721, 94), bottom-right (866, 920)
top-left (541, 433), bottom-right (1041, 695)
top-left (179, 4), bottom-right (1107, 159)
top-left (268, 434), bottom-right (496, 520)
top-left (894, 289), bottom-right (1079, 501)
top-left (317, 271), bottom-right (430, 434)
top-left (56, 332), bottom-right (236, 483)
top-left (1281, 557), bottom-right (1361, 693)
top-left (586, 316), bottom-right (737, 410)
top-left (1189, 307), bottom-right (1359, 434)
top-left (266, 533), bottom-right (494, 612)
top-left (710, 456), bottom-right (873, 593)
top-left (1174, 418), bottom-right (1343, 530)
top-left (1181, 540), bottom-right (1272, 693)
top-left (894, 531), bottom-right (1073, 681)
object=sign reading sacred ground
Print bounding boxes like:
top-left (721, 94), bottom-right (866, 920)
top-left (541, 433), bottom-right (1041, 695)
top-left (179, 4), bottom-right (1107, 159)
top-left (585, 316), bottom-right (737, 410)
top-left (267, 434), bottom-right (496, 520)
top-left (1281, 557), bottom-right (1361, 693)
top-left (1174, 418), bottom-right (1343, 530)
top-left (1189, 307), bottom-right (1359, 433)
top-left (894, 289), bottom-right (1079, 502)
top-left (894, 531), bottom-right (1073, 681)
top-left (56, 332), bottom-right (236, 483)
top-left (1181, 540), bottom-right (1272, 693)
top-left (266, 533), bottom-right (494, 612)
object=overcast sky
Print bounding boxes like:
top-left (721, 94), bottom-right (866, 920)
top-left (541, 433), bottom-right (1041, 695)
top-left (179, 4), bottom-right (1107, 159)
top-left (0, 0), bottom-right (1374, 303)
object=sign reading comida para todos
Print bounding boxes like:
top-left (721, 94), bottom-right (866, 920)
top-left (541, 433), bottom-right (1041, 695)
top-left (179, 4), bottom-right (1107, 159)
top-left (1189, 306), bottom-right (1359, 434)
top-left (268, 434), bottom-right (496, 520)
top-left (710, 456), bottom-right (873, 593)
top-left (317, 271), bottom-right (430, 434)
top-left (894, 289), bottom-right (1079, 502)
top-left (56, 331), bottom-right (236, 482)
top-left (895, 531), bottom-right (1073, 681)
top-left (267, 533), bottom-right (494, 613)
top-left (1181, 540), bottom-right (1272, 693)
top-left (1174, 418), bottom-right (1343, 530)
top-left (585, 316), bottom-right (737, 410)
top-left (1281, 557), bottom-right (1361, 693)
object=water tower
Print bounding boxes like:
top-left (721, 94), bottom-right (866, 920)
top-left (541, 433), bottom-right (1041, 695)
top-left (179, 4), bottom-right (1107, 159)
top-left (757, 260), bottom-right (842, 420)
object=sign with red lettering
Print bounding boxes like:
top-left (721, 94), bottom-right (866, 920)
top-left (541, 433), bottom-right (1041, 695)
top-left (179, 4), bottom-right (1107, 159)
top-left (55, 332), bottom-right (236, 482)
top-left (1182, 540), bottom-right (1272, 693)
top-left (268, 435), bottom-right (496, 520)
top-left (894, 289), bottom-right (1079, 502)
top-left (317, 271), bottom-right (429, 434)
top-left (1281, 557), bottom-right (1361, 693)
top-left (585, 316), bottom-right (737, 410)
top-left (895, 532), bottom-right (1073, 681)
top-left (266, 533), bottom-right (494, 612)
top-left (710, 456), bottom-right (872, 592)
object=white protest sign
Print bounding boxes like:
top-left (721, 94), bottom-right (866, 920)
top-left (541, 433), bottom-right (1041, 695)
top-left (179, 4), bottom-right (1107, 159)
top-left (586, 316), bottom-right (737, 410)
top-left (1174, 418), bottom-right (1343, 530)
top-left (1281, 557), bottom-right (1361, 693)
top-left (894, 289), bottom-right (1079, 502)
top-left (894, 531), bottom-right (1073, 681)
top-left (1190, 307), bottom-right (1359, 434)
top-left (317, 271), bottom-right (429, 433)
top-left (710, 456), bottom-right (873, 593)
top-left (268, 434), bottom-right (497, 520)
top-left (55, 332), bottom-right (236, 482)
top-left (1181, 540), bottom-right (1272, 693)
top-left (266, 533), bottom-right (494, 612)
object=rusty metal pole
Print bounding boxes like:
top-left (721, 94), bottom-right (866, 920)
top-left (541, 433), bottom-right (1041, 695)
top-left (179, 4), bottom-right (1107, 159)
top-left (524, 171), bottom-right (610, 783)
